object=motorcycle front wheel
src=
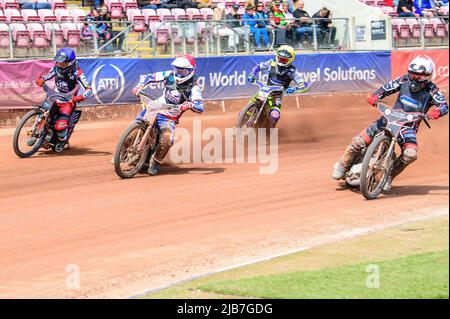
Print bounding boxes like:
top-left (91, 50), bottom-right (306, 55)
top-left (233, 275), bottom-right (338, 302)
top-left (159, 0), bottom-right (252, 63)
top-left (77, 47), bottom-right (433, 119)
top-left (13, 109), bottom-right (47, 158)
top-left (360, 134), bottom-right (392, 200)
top-left (114, 122), bottom-right (152, 179)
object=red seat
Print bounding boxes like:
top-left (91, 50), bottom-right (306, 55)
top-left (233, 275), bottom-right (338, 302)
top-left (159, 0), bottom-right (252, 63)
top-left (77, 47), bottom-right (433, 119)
top-left (49, 0), bottom-right (66, 10)
top-left (43, 22), bottom-right (64, 47)
top-left (0, 23), bottom-right (10, 48)
top-left (4, 8), bottom-right (23, 22)
top-left (142, 8), bottom-right (158, 24)
top-left (38, 9), bottom-right (57, 22)
top-left (28, 23), bottom-right (48, 47)
top-left (22, 9), bottom-right (42, 22)
top-left (10, 23), bottom-right (30, 48)
top-left (127, 8), bottom-right (146, 32)
top-left (405, 18), bottom-right (421, 39)
top-left (2, 0), bottom-right (20, 10)
top-left (61, 22), bottom-right (80, 47)
top-left (186, 8), bottom-right (203, 21)
top-left (55, 8), bottom-right (73, 22)
top-left (156, 8), bottom-right (174, 21)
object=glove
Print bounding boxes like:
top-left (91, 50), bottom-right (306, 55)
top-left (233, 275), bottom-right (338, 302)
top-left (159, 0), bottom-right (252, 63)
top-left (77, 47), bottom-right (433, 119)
top-left (132, 85), bottom-right (144, 96)
top-left (36, 78), bottom-right (44, 87)
top-left (179, 101), bottom-right (191, 112)
top-left (286, 87), bottom-right (296, 95)
top-left (72, 95), bottom-right (84, 104)
top-left (247, 74), bottom-right (255, 84)
top-left (427, 109), bottom-right (441, 120)
top-left (367, 95), bottom-right (379, 107)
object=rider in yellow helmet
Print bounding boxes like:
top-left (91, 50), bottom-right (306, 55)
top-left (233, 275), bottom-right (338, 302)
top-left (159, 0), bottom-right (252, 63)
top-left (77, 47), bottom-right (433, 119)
top-left (247, 45), bottom-right (309, 127)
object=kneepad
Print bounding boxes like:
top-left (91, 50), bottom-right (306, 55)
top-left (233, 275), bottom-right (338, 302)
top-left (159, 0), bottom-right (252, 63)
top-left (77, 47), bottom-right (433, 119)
top-left (160, 129), bottom-right (175, 147)
top-left (401, 147), bottom-right (417, 164)
top-left (269, 109), bottom-right (280, 122)
top-left (351, 135), bottom-right (367, 151)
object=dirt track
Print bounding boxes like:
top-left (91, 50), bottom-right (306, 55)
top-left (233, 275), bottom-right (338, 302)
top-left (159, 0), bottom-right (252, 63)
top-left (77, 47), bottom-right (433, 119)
top-left (0, 95), bottom-right (448, 298)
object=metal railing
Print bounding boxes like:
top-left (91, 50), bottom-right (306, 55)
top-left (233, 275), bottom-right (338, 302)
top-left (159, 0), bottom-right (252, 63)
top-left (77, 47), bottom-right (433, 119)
top-left (392, 16), bottom-right (449, 49)
top-left (0, 17), bottom-right (351, 60)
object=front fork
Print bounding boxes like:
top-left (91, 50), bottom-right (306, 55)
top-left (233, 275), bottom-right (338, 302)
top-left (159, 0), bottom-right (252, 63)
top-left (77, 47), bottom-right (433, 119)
top-left (381, 136), bottom-right (397, 174)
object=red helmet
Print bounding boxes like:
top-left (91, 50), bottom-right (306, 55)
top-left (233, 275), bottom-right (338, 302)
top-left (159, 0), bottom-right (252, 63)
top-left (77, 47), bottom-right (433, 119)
top-left (171, 54), bottom-right (196, 85)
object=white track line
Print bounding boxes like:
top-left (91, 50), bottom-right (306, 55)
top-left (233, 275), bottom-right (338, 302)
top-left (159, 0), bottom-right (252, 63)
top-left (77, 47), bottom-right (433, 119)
top-left (129, 208), bottom-right (448, 299)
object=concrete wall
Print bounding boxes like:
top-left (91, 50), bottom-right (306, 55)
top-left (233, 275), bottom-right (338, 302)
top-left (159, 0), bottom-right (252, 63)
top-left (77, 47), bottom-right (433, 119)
top-left (304, 0), bottom-right (392, 50)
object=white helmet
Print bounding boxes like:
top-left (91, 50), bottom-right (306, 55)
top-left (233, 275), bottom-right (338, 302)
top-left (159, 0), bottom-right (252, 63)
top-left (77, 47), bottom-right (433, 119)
top-left (407, 56), bottom-right (433, 92)
top-left (171, 54), bottom-right (196, 86)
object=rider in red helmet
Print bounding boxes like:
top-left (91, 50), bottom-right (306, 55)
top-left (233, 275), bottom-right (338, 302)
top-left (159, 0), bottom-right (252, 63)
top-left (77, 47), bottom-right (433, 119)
top-left (132, 54), bottom-right (204, 175)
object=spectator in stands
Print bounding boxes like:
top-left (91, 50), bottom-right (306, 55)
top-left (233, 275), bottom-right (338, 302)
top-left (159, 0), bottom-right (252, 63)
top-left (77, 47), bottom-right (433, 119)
top-left (140, 0), bottom-right (163, 9)
top-left (174, 0), bottom-right (199, 9)
top-left (269, 1), bottom-right (294, 45)
top-left (215, 4), bottom-right (245, 50)
top-left (18, 0), bottom-right (51, 10)
top-left (99, 5), bottom-right (125, 52)
top-left (312, 7), bottom-right (336, 48)
top-left (397, 0), bottom-right (420, 17)
top-left (281, 2), bottom-right (294, 21)
top-left (195, 0), bottom-right (214, 9)
top-left (293, 0), bottom-right (315, 47)
top-left (415, 0), bottom-right (439, 16)
top-left (242, 4), bottom-right (270, 48)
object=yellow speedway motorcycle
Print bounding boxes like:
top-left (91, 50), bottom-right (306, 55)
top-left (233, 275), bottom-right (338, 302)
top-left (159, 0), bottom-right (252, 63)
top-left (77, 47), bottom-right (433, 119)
top-left (113, 92), bottom-right (180, 179)
top-left (235, 80), bottom-right (286, 130)
top-left (357, 102), bottom-right (431, 200)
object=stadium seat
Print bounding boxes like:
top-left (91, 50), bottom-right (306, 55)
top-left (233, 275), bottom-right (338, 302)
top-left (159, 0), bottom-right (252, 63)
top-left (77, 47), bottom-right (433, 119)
top-left (49, 0), bottom-right (66, 10)
top-left (432, 18), bottom-right (447, 39)
top-left (109, 2), bottom-right (123, 19)
top-left (0, 23), bottom-right (10, 48)
top-left (2, 0), bottom-right (20, 10)
top-left (61, 22), bottom-right (80, 47)
top-left (10, 23), bottom-right (30, 47)
top-left (381, 6), bottom-right (397, 17)
top-left (396, 19), bottom-right (412, 39)
top-left (4, 8), bottom-right (23, 22)
top-left (186, 8), bottom-right (203, 21)
top-left (22, 9), bottom-right (41, 22)
top-left (122, 0), bottom-right (138, 11)
top-left (55, 8), bottom-right (72, 21)
top-left (28, 23), bottom-right (48, 47)
top-left (156, 8), bottom-right (174, 21)
top-left (127, 8), bottom-right (145, 32)
top-left (0, 9), bottom-right (6, 22)
top-left (43, 22), bottom-right (64, 47)
top-left (142, 8), bottom-right (159, 24)
top-left (171, 8), bottom-right (189, 21)
top-left (406, 18), bottom-right (421, 39)
top-left (38, 9), bottom-right (57, 22)
top-left (200, 8), bottom-right (214, 20)
top-left (70, 8), bottom-right (86, 22)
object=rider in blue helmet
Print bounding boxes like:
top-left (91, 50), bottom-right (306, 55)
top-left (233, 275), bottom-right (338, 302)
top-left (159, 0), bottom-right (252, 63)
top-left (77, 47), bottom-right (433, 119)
top-left (35, 48), bottom-right (92, 152)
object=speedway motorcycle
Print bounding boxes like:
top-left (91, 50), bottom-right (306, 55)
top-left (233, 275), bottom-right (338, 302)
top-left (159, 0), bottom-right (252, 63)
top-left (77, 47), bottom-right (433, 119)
top-left (236, 80), bottom-right (287, 130)
top-left (346, 102), bottom-right (430, 200)
top-left (13, 84), bottom-right (81, 158)
top-left (113, 92), bottom-right (182, 179)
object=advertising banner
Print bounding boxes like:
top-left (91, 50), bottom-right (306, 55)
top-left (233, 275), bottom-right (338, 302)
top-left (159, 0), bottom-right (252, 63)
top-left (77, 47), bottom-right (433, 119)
top-left (0, 51), bottom-right (391, 109)
top-left (0, 60), bottom-right (53, 109)
top-left (391, 49), bottom-right (449, 88)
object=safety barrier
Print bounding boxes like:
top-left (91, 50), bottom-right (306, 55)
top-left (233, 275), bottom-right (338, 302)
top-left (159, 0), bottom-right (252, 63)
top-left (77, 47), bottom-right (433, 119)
top-left (0, 49), bottom-right (448, 109)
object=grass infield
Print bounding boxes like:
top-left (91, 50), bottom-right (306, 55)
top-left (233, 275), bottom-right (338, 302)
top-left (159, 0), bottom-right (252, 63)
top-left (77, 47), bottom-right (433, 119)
top-left (142, 215), bottom-right (449, 299)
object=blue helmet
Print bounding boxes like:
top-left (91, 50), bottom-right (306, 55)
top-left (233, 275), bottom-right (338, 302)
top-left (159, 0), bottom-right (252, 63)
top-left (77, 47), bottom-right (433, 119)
top-left (54, 47), bottom-right (77, 78)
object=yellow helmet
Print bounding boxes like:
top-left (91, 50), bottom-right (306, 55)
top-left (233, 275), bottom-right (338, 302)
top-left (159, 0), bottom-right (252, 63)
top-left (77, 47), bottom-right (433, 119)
top-left (276, 45), bottom-right (295, 67)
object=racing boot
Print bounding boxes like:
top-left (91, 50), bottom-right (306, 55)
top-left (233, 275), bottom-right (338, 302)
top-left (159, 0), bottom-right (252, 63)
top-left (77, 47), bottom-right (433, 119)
top-left (148, 156), bottom-right (161, 176)
top-left (332, 162), bottom-right (347, 180)
top-left (54, 141), bottom-right (66, 153)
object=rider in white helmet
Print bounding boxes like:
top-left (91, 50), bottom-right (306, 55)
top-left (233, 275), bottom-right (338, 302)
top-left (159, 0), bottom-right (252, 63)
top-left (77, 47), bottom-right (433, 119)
top-left (132, 54), bottom-right (204, 175)
top-left (332, 56), bottom-right (448, 191)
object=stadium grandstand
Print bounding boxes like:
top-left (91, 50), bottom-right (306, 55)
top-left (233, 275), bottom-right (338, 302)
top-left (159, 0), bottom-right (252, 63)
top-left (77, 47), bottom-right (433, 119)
top-left (0, 0), bottom-right (448, 59)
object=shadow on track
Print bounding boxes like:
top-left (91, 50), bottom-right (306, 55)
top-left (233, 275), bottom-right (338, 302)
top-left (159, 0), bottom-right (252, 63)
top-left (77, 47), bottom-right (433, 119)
top-left (38, 147), bottom-right (113, 157)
